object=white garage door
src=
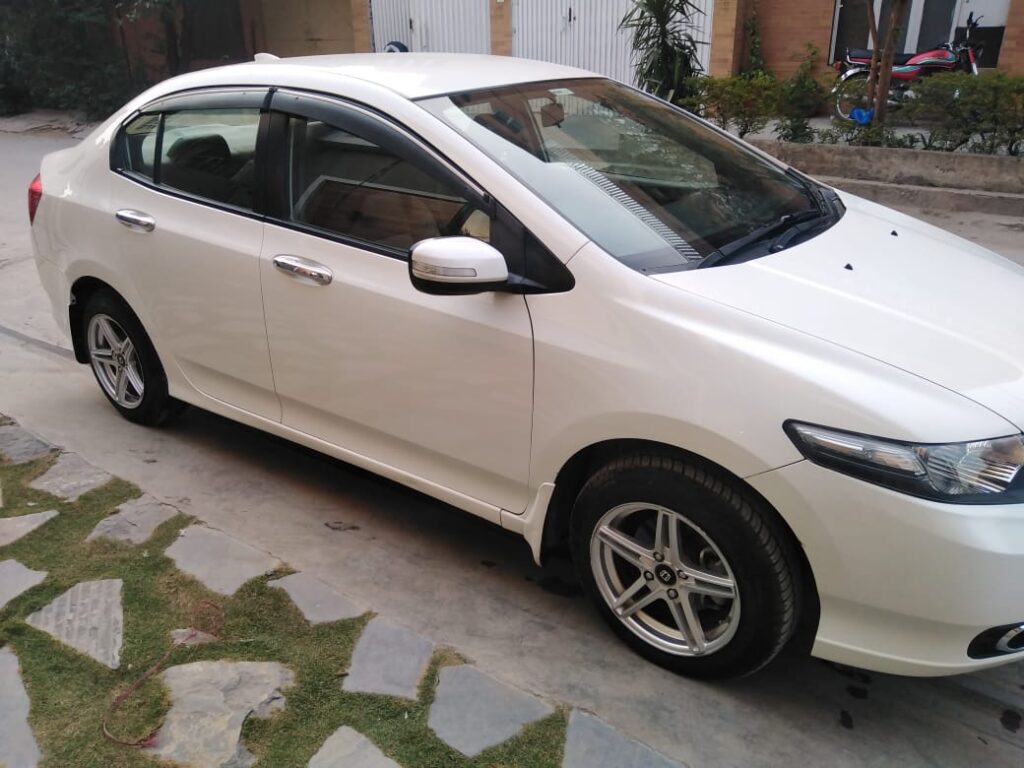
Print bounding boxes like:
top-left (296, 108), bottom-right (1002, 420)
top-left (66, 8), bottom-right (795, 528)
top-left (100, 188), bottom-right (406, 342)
top-left (512, 0), bottom-right (714, 84)
top-left (371, 0), bottom-right (491, 53)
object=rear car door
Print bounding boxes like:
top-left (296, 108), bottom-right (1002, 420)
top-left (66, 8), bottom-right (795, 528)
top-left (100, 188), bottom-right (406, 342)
top-left (108, 89), bottom-right (278, 419)
top-left (258, 91), bottom-right (535, 517)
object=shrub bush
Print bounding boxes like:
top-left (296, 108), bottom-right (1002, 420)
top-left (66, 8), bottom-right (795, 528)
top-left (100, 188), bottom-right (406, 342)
top-left (902, 71), bottom-right (1024, 155)
top-left (698, 72), bottom-right (780, 138)
top-left (774, 45), bottom-right (826, 143)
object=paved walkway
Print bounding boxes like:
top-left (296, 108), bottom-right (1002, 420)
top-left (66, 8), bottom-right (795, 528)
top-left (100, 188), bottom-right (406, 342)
top-left (0, 417), bottom-right (682, 767)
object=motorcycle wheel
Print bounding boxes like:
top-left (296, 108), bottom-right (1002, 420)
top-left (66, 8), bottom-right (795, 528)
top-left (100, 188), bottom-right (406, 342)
top-left (832, 71), bottom-right (870, 122)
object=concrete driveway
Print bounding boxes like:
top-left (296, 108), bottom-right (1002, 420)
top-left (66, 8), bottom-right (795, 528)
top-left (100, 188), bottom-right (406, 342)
top-left (2, 130), bottom-right (1023, 767)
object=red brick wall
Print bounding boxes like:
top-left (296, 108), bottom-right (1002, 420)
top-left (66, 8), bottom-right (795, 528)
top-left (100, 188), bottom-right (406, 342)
top-left (756, 0), bottom-right (836, 78)
top-left (1001, 0), bottom-right (1024, 74)
top-left (491, 0), bottom-right (512, 55)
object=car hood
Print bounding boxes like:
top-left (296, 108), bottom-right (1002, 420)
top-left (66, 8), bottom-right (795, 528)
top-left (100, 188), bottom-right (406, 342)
top-left (653, 193), bottom-right (1024, 433)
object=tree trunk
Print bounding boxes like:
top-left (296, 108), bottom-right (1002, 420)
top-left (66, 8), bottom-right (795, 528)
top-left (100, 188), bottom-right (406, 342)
top-left (864, 1), bottom-right (880, 108)
top-left (873, 0), bottom-right (909, 124)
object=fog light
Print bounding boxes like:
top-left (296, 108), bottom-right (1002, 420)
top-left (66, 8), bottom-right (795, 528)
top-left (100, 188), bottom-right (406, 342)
top-left (968, 622), bottom-right (1024, 658)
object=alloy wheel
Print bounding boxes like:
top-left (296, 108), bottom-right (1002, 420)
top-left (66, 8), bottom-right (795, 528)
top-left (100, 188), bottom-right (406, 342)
top-left (87, 313), bottom-right (145, 409)
top-left (590, 502), bottom-right (740, 656)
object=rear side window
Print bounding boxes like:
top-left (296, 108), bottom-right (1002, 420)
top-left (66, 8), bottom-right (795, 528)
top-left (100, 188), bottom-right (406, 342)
top-left (120, 113), bottom-right (160, 182)
top-left (283, 115), bottom-right (490, 251)
top-left (160, 109), bottom-right (260, 209)
top-left (115, 107), bottom-right (261, 211)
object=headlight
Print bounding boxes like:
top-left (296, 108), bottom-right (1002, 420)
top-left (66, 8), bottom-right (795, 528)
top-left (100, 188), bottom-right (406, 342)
top-left (784, 421), bottom-right (1024, 504)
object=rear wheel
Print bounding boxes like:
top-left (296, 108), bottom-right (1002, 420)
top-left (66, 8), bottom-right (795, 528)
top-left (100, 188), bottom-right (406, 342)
top-left (832, 71), bottom-right (870, 122)
top-left (571, 452), bottom-right (800, 679)
top-left (82, 290), bottom-right (183, 426)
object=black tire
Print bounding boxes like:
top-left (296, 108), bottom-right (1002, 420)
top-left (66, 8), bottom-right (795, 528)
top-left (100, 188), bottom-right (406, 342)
top-left (81, 289), bottom-right (184, 426)
top-left (570, 452), bottom-right (800, 680)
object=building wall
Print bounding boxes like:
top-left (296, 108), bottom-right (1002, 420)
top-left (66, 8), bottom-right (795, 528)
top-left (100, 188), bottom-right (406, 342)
top-left (257, 0), bottom-right (355, 56)
top-left (756, 0), bottom-right (835, 78)
top-left (491, 0), bottom-right (513, 55)
top-left (1001, 0), bottom-right (1024, 74)
top-left (709, 0), bottom-right (750, 75)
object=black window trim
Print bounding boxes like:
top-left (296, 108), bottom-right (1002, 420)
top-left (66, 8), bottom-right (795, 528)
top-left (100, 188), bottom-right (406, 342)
top-left (109, 85), bottom-right (573, 293)
top-left (109, 86), bottom-right (272, 223)
top-left (263, 87), bottom-right (497, 263)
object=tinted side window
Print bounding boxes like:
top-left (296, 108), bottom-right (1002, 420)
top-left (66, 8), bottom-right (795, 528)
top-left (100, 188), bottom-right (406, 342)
top-left (120, 113), bottom-right (160, 182)
top-left (159, 108), bottom-right (260, 210)
top-left (284, 115), bottom-right (490, 251)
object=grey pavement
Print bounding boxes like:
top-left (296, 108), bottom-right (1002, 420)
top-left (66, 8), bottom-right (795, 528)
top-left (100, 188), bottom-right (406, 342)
top-left (86, 494), bottom-right (176, 544)
top-left (0, 423), bottom-right (53, 463)
top-left (165, 524), bottom-right (280, 595)
top-left (343, 617), bottom-right (434, 699)
top-left (562, 710), bottom-right (682, 768)
top-left (428, 664), bottom-right (554, 757)
top-left (308, 726), bottom-right (400, 768)
top-left (0, 510), bottom-right (58, 547)
top-left (25, 578), bottom-right (123, 668)
top-left (268, 571), bottom-right (363, 624)
top-left (29, 452), bottom-right (112, 501)
top-left (0, 559), bottom-right (47, 610)
top-left (0, 646), bottom-right (40, 768)
top-left (1, 131), bottom-right (1023, 767)
top-left (146, 660), bottom-right (293, 768)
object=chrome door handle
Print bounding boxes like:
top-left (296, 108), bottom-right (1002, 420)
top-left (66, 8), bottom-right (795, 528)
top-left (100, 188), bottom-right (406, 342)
top-left (115, 209), bottom-right (156, 232)
top-left (272, 254), bottom-right (333, 286)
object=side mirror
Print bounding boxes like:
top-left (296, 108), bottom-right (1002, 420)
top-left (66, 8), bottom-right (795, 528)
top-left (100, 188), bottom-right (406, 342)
top-left (409, 237), bottom-right (509, 295)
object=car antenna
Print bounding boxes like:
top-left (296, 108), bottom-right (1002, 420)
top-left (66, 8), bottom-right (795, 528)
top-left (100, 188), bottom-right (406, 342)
top-left (254, 53), bottom-right (280, 64)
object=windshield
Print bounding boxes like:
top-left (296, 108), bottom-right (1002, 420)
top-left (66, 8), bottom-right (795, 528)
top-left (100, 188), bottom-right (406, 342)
top-left (420, 78), bottom-right (833, 272)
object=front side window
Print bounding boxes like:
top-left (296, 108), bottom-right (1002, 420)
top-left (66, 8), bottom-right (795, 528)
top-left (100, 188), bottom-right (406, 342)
top-left (420, 78), bottom-right (838, 272)
top-left (283, 115), bottom-right (490, 251)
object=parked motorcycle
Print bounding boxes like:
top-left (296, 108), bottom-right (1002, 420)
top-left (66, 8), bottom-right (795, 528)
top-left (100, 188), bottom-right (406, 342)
top-left (831, 12), bottom-right (984, 122)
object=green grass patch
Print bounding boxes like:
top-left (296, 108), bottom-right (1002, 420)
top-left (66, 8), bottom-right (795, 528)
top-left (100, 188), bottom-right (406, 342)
top-left (0, 454), bottom-right (566, 767)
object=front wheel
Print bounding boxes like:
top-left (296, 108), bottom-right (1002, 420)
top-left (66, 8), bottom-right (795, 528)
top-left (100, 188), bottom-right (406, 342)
top-left (832, 71), bottom-right (870, 122)
top-left (571, 453), bottom-right (800, 679)
top-left (82, 290), bottom-right (183, 426)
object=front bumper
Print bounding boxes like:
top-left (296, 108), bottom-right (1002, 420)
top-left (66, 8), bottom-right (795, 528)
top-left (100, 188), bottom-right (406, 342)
top-left (749, 460), bottom-right (1024, 676)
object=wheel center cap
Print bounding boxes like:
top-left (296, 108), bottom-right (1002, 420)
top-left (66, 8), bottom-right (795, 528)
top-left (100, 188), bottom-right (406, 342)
top-left (115, 353), bottom-right (125, 366)
top-left (654, 563), bottom-right (677, 586)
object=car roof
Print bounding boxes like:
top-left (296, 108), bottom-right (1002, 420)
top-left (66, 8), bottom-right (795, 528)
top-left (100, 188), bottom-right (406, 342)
top-left (247, 52), bottom-right (600, 99)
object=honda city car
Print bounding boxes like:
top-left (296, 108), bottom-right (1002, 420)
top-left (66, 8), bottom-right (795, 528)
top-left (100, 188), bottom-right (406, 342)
top-left (29, 53), bottom-right (1024, 678)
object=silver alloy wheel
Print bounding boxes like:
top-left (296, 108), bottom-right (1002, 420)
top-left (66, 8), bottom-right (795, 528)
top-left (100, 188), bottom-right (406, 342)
top-left (87, 314), bottom-right (145, 410)
top-left (590, 502), bottom-right (740, 656)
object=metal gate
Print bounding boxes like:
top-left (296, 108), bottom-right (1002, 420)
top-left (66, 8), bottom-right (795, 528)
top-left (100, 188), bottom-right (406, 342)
top-left (371, 0), bottom-right (490, 53)
top-left (512, 0), bottom-right (715, 84)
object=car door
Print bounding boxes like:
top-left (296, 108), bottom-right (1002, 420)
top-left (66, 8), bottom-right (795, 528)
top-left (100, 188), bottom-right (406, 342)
top-left (258, 91), bottom-right (535, 518)
top-left (108, 89), bottom-right (279, 420)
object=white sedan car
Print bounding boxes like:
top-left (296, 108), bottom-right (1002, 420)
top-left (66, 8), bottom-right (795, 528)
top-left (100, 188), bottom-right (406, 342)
top-left (29, 53), bottom-right (1024, 679)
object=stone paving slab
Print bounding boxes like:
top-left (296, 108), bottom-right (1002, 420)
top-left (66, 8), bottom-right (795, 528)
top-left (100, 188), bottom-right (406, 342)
top-left (268, 572), bottom-right (362, 624)
top-left (25, 578), bottom-right (123, 669)
top-left (145, 660), bottom-right (294, 768)
top-left (86, 495), bottom-right (176, 544)
top-left (29, 453), bottom-right (112, 501)
top-left (343, 616), bottom-right (433, 700)
top-left (308, 725), bottom-right (400, 768)
top-left (0, 510), bottom-right (58, 547)
top-left (0, 646), bottom-right (41, 768)
top-left (562, 710), bottom-right (683, 768)
top-left (170, 628), bottom-right (218, 647)
top-left (428, 664), bottom-right (554, 757)
top-left (165, 525), bottom-right (280, 596)
top-left (0, 424), bottom-right (54, 464)
top-left (0, 559), bottom-right (47, 610)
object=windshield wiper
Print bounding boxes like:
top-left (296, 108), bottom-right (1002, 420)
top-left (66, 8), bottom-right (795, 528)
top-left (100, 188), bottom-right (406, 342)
top-left (700, 209), bottom-right (826, 269)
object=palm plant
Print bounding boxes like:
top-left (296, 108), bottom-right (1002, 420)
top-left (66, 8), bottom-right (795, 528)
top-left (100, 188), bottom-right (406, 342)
top-left (620, 0), bottom-right (703, 102)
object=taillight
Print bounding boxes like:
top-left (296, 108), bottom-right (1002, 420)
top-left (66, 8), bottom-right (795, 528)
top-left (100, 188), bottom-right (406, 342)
top-left (28, 174), bottom-right (42, 225)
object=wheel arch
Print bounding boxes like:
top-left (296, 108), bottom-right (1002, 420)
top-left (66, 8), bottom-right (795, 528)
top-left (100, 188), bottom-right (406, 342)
top-left (539, 437), bottom-right (820, 652)
top-left (69, 276), bottom-right (131, 364)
